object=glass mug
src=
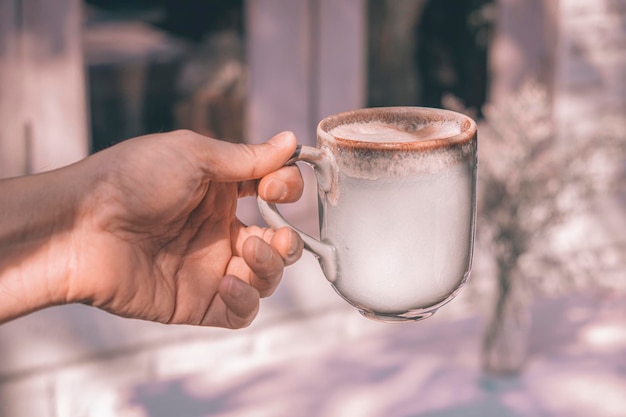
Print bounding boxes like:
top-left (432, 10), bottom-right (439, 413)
top-left (258, 107), bottom-right (477, 322)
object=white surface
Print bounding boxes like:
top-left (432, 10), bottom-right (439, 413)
top-left (1, 271), bottom-right (624, 417)
top-left (69, 295), bottom-right (626, 417)
top-left (0, 373), bottom-right (53, 417)
top-left (121, 296), bottom-right (626, 417)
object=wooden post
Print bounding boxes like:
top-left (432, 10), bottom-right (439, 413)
top-left (0, 0), bottom-right (88, 178)
top-left (316, 0), bottom-right (366, 121)
top-left (489, 0), bottom-right (558, 104)
top-left (246, 0), bottom-right (366, 146)
top-left (0, 0), bottom-right (26, 177)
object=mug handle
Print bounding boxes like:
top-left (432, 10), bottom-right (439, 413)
top-left (257, 145), bottom-right (337, 282)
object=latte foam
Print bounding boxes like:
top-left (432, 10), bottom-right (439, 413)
top-left (330, 121), bottom-right (461, 143)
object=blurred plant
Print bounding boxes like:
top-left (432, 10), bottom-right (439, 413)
top-left (446, 81), bottom-right (626, 374)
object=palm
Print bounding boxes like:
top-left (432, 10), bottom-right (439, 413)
top-left (105, 185), bottom-right (240, 325)
top-left (77, 133), bottom-right (296, 328)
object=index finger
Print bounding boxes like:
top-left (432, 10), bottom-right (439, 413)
top-left (257, 165), bottom-right (304, 203)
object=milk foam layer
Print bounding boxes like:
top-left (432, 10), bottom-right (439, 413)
top-left (329, 120), bottom-right (461, 143)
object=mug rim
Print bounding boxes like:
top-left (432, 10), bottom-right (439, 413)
top-left (317, 106), bottom-right (477, 151)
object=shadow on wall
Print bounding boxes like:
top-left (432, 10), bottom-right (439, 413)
top-left (120, 316), bottom-right (486, 417)
top-left (124, 380), bottom-right (521, 417)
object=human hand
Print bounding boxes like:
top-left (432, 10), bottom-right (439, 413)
top-left (65, 130), bottom-right (304, 328)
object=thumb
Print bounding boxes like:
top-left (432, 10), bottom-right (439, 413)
top-left (201, 131), bottom-right (297, 181)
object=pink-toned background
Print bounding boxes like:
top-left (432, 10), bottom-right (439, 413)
top-left (0, 1), bottom-right (624, 416)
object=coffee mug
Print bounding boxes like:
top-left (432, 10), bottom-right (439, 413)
top-left (258, 107), bottom-right (477, 322)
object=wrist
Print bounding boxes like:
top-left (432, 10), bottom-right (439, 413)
top-left (0, 165), bottom-right (89, 322)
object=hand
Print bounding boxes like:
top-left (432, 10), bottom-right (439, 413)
top-left (64, 130), bottom-right (304, 328)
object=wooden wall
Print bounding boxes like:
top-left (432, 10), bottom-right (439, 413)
top-left (0, 0), bottom-right (88, 178)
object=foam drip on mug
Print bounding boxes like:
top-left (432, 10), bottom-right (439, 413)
top-left (330, 121), bottom-right (461, 143)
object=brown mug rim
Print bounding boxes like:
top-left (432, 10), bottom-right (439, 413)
top-left (317, 106), bottom-right (477, 151)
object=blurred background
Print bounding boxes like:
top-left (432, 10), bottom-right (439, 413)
top-left (0, 0), bottom-right (625, 416)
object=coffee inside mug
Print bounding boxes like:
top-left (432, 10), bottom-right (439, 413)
top-left (326, 110), bottom-right (463, 143)
top-left (319, 107), bottom-right (471, 144)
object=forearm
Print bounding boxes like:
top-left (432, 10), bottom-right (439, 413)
top-left (0, 167), bottom-right (85, 323)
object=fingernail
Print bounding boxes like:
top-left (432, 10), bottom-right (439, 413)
top-left (263, 179), bottom-right (288, 201)
top-left (268, 131), bottom-right (295, 147)
top-left (227, 276), bottom-right (245, 298)
top-left (287, 230), bottom-right (301, 257)
top-left (255, 241), bottom-right (273, 264)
